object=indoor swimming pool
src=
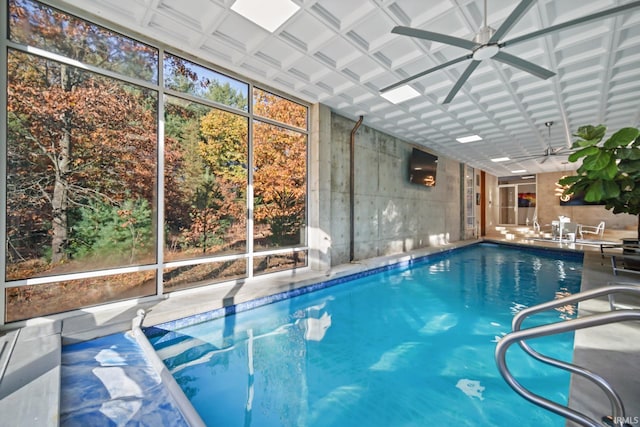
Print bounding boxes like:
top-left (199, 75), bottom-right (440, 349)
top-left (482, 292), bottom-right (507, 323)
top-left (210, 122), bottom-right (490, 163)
top-left (146, 243), bottom-right (584, 426)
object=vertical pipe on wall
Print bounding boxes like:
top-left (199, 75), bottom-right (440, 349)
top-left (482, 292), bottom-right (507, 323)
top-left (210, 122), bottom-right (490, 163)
top-left (350, 116), bottom-right (363, 262)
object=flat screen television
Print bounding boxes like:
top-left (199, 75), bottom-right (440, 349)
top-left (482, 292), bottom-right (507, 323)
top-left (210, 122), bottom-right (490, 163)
top-left (409, 147), bottom-right (438, 187)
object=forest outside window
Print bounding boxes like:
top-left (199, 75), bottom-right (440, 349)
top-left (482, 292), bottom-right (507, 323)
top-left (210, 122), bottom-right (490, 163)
top-left (3, 0), bottom-right (309, 322)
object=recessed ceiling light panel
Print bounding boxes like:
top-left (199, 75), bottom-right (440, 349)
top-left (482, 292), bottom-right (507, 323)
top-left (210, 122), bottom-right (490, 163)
top-left (380, 85), bottom-right (421, 104)
top-left (490, 157), bottom-right (510, 162)
top-left (231, 0), bottom-right (300, 32)
top-left (456, 134), bottom-right (482, 143)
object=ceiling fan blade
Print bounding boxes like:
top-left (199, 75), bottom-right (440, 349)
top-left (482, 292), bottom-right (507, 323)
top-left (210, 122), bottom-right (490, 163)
top-left (391, 26), bottom-right (479, 50)
top-left (489, 0), bottom-right (536, 43)
top-left (501, 1), bottom-right (640, 47)
top-left (508, 153), bottom-right (546, 161)
top-left (492, 51), bottom-right (555, 79)
top-left (443, 60), bottom-right (481, 104)
top-left (553, 147), bottom-right (575, 155)
top-left (380, 54), bottom-right (471, 93)
top-left (539, 156), bottom-right (549, 164)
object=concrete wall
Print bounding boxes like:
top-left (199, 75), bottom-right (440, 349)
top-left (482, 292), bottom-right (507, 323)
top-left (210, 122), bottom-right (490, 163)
top-left (309, 105), bottom-right (462, 268)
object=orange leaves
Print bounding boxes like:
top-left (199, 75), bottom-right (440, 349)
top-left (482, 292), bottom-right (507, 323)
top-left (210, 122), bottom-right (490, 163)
top-left (253, 88), bottom-right (306, 129)
top-left (253, 120), bottom-right (306, 227)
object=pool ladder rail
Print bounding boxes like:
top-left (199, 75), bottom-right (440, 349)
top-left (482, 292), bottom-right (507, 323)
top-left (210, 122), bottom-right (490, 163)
top-left (495, 283), bottom-right (640, 427)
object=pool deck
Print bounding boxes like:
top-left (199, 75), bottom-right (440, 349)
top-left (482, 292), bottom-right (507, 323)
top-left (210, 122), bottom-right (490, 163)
top-left (1, 235), bottom-right (639, 426)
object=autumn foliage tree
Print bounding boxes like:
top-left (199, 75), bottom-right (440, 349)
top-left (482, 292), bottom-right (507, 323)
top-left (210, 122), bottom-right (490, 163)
top-left (253, 90), bottom-right (307, 246)
top-left (7, 0), bottom-right (308, 281)
top-left (7, 0), bottom-right (157, 276)
top-left (163, 87), bottom-right (307, 253)
top-left (4, 0), bottom-right (308, 321)
top-left (163, 77), bottom-right (249, 257)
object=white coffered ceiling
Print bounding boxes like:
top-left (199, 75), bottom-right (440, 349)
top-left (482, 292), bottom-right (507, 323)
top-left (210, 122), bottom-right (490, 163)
top-left (56, 0), bottom-right (640, 177)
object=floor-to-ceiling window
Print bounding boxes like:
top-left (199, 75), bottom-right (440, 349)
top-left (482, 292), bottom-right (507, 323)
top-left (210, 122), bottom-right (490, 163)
top-left (2, 0), bottom-right (308, 323)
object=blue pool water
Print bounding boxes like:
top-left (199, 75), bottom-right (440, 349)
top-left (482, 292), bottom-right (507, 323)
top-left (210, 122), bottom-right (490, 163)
top-left (148, 243), bottom-right (583, 427)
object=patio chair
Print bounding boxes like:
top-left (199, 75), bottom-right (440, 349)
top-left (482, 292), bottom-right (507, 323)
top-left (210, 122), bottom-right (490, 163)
top-left (532, 216), bottom-right (561, 239)
top-left (578, 221), bottom-right (605, 240)
top-left (558, 221), bottom-right (578, 241)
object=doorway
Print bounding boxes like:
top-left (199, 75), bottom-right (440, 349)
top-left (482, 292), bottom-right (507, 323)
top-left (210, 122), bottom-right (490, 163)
top-left (498, 176), bottom-right (536, 226)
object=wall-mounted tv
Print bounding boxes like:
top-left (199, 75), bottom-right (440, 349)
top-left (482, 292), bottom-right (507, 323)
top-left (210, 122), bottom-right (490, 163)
top-left (409, 147), bottom-right (438, 187)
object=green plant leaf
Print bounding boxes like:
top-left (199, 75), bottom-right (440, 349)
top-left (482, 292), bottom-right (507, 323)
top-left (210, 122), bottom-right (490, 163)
top-left (619, 159), bottom-right (640, 173)
top-left (558, 175), bottom-right (580, 185)
top-left (572, 138), bottom-right (600, 148)
top-left (573, 125), bottom-right (606, 141)
top-left (604, 127), bottom-right (640, 148)
top-left (584, 180), bottom-right (606, 202)
top-left (619, 147), bottom-right (640, 160)
top-left (600, 160), bottom-right (619, 180)
top-left (585, 179), bottom-right (621, 202)
top-left (582, 151), bottom-right (613, 170)
top-left (568, 146), bottom-right (599, 162)
top-left (602, 179), bottom-right (621, 198)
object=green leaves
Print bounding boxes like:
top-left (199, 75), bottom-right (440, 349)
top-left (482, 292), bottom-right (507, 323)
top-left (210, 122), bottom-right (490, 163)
top-left (568, 146), bottom-right (599, 162)
top-left (563, 125), bottom-right (640, 237)
top-left (604, 127), bottom-right (640, 148)
top-left (558, 175), bottom-right (580, 186)
top-left (584, 179), bottom-right (620, 202)
top-left (573, 125), bottom-right (606, 141)
top-left (618, 147), bottom-right (640, 160)
top-left (581, 150), bottom-right (612, 170)
top-left (619, 159), bottom-right (640, 173)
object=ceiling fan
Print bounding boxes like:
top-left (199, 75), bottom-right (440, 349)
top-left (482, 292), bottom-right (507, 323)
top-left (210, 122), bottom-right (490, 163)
top-left (381, 0), bottom-right (640, 104)
top-left (509, 121), bottom-right (574, 164)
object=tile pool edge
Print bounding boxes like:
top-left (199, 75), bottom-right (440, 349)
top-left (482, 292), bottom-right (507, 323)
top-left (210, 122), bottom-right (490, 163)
top-left (144, 244), bottom-right (466, 336)
top-left (482, 238), bottom-right (585, 258)
top-left (143, 240), bottom-right (583, 336)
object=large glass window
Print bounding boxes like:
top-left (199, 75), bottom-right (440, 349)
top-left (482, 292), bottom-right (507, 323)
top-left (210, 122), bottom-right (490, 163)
top-left (6, 271), bottom-right (156, 322)
top-left (253, 120), bottom-right (307, 250)
top-left (253, 88), bottom-right (306, 129)
top-left (6, 50), bottom-right (158, 280)
top-left (9, 0), bottom-right (158, 83)
top-left (164, 53), bottom-right (248, 111)
top-left (3, 0), bottom-right (308, 322)
top-left (252, 88), bottom-right (307, 253)
top-left (164, 96), bottom-right (248, 261)
top-left (163, 259), bottom-right (247, 292)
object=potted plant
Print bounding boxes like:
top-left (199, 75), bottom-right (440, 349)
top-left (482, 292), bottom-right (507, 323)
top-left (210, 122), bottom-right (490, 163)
top-left (558, 125), bottom-right (640, 244)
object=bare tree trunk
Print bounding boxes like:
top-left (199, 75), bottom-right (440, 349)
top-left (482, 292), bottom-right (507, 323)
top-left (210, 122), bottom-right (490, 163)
top-left (51, 65), bottom-right (72, 264)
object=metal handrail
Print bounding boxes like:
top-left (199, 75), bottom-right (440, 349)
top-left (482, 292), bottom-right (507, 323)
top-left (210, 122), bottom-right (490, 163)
top-left (495, 283), bottom-right (640, 427)
top-left (512, 284), bottom-right (640, 423)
